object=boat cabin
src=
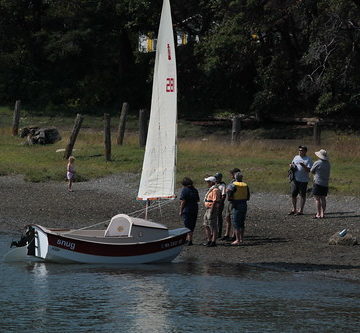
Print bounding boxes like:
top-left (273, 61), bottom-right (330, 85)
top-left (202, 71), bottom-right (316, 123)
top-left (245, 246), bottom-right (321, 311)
top-left (104, 214), bottom-right (169, 241)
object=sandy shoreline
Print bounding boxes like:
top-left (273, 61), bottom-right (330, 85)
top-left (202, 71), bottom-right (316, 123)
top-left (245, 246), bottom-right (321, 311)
top-left (1, 174), bottom-right (359, 281)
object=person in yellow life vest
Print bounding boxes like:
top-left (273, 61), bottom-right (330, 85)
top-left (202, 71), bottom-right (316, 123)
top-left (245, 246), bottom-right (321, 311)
top-left (221, 167), bottom-right (241, 241)
top-left (227, 172), bottom-right (250, 245)
top-left (203, 176), bottom-right (221, 247)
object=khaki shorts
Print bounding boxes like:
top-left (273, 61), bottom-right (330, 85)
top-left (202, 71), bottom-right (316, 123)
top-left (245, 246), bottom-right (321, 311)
top-left (224, 200), bottom-right (232, 218)
top-left (203, 207), bottom-right (218, 229)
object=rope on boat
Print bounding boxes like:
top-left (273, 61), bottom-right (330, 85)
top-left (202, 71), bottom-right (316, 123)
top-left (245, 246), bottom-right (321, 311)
top-left (61, 219), bottom-right (111, 234)
top-left (130, 199), bottom-right (173, 218)
top-left (62, 199), bottom-right (174, 233)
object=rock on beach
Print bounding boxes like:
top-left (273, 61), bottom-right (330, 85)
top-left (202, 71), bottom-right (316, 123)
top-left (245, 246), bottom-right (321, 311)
top-left (329, 232), bottom-right (358, 246)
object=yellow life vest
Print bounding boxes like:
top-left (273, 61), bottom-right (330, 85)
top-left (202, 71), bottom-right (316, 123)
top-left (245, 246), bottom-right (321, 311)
top-left (232, 181), bottom-right (249, 200)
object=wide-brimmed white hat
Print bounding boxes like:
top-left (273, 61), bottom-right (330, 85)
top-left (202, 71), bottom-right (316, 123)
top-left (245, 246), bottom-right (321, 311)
top-left (204, 176), bottom-right (217, 183)
top-left (315, 149), bottom-right (329, 160)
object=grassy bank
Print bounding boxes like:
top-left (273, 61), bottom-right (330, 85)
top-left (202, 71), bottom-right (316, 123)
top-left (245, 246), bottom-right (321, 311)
top-left (0, 108), bottom-right (359, 195)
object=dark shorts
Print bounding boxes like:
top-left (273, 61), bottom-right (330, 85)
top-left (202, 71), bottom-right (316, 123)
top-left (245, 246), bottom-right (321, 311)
top-left (291, 181), bottom-right (308, 197)
top-left (231, 201), bottom-right (247, 230)
top-left (313, 183), bottom-right (328, 197)
top-left (182, 211), bottom-right (198, 232)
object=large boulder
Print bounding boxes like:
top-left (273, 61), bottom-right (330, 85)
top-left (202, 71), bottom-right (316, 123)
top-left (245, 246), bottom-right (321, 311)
top-left (329, 232), bottom-right (358, 246)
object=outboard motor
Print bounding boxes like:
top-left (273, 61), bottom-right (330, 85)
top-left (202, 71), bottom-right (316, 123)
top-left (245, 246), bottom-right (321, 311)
top-left (10, 226), bottom-right (35, 250)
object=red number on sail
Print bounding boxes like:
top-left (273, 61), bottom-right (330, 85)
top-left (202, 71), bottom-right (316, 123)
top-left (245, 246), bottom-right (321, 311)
top-left (166, 78), bottom-right (175, 92)
top-left (167, 44), bottom-right (171, 60)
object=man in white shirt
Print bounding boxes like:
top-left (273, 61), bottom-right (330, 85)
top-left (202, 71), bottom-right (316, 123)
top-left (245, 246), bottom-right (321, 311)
top-left (289, 145), bottom-right (313, 215)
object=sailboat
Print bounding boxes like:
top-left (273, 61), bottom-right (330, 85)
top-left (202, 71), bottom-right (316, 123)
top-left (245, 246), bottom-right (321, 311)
top-left (4, 0), bottom-right (189, 264)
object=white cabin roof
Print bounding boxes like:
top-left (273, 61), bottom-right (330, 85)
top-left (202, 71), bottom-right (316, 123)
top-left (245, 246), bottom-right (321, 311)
top-left (104, 214), bottom-right (168, 238)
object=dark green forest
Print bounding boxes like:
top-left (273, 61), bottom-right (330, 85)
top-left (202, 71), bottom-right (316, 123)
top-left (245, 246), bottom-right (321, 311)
top-left (1, 0), bottom-right (360, 121)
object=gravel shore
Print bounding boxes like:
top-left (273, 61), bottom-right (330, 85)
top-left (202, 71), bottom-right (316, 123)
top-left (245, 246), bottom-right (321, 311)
top-left (1, 174), bottom-right (359, 281)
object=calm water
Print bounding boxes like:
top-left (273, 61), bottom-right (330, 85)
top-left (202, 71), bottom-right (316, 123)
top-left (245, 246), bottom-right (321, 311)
top-left (1, 234), bottom-right (359, 332)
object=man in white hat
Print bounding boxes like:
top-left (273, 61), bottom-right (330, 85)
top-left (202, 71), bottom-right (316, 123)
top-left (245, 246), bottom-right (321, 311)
top-left (203, 176), bottom-right (221, 247)
top-left (310, 149), bottom-right (331, 218)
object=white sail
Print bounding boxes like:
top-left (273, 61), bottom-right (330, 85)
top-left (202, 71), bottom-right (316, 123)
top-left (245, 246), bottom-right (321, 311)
top-left (137, 0), bottom-right (177, 201)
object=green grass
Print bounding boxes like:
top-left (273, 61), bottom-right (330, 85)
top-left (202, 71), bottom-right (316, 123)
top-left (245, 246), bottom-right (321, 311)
top-left (1, 107), bottom-right (360, 195)
top-left (176, 135), bottom-right (360, 195)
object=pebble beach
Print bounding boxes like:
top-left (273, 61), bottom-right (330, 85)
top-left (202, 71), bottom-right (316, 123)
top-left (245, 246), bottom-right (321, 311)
top-left (1, 174), bottom-right (359, 281)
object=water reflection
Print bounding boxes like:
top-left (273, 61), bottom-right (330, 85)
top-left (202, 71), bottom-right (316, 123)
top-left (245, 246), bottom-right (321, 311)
top-left (1, 235), bottom-right (360, 332)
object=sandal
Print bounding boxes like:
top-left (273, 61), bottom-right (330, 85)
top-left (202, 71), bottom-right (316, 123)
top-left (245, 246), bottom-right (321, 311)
top-left (288, 211), bottom-right (295, 215)
top-left (294, 212), bottom-right (304, 216)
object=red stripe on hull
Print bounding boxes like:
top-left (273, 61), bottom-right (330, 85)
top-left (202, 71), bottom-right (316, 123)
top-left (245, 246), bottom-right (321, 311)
top-left (47, 233), bottom-right (187, 257)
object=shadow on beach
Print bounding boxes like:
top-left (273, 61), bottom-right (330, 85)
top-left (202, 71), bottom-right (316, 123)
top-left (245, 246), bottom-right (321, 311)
top-left (322, 211), bottom-right (360, 219)
top-left (250, 262), bottom-right (360, 273)
top-left (220, 236), bottom-right (288, 247)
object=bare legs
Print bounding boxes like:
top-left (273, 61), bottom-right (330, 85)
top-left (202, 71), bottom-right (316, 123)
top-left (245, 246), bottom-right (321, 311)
top-left (223, 216), bottom-right (232, 238)
top-left (186, 231), bottom-right (193, 243)
top-left (204, 226), bottom-right (217, 246)
top-left (68, 179), bottom-right (73, 192)
top-left (299, 196), bottom-right (306, 213)
top-left (291, 195), bottom-right (306, 213)
top-left (205, 226), bottom-right (212, 242)
top-left (207, 226), bottom-right (217, 242)
top-left (232, 228), bottom-right (244, 245)
top-left (291, 196), bottom-right (297, 213)
top-left (314, 195), bottom-right (326, 218)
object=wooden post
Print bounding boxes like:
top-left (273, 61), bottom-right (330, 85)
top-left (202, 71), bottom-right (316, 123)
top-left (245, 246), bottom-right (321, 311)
top-left (313, 121), bottom-right (321, 145)
top-left (64, 114), bottom-right (84, 159)
top-left (139, 109), bottom-right (148, 148)
top-left (12, 100), bottom-right (21, 136)
top-left (104, 113), bottom-right (111, 161)
top-left (116, 102), bottom-right (129, 145)
top-left (231, 116), bottom-right (241, 144)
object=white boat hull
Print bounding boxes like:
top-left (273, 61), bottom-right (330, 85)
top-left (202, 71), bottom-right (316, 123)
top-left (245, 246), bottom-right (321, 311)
top-left (4, 225), bottom-right (189, 264)
top-left (44, 243), bottom-right (183, 264)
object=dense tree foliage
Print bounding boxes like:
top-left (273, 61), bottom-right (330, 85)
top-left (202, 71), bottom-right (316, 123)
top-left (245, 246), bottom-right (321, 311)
top-left (0, 0), bottom-right (359, 121)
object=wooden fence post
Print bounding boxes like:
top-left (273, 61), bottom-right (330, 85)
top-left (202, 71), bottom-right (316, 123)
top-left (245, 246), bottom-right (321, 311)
top-left (12, 100), bottom-right (21, 136)
top-left (104, 113), bottom-right (111, 161)
top-left (64, 114), bottom-right (84, 159)
top-left (116, 102), bottom-right (129, 145)
top-left (139, 109), bottom-right (148, 148)
top-left (231, 116), bottom-right (241, 144)
top-left (313, 121), bottom-right (321, 145)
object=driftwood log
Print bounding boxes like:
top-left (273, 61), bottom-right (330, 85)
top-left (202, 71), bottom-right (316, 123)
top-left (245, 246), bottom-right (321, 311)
top-left (20, 127), bottom-right (61, 145)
